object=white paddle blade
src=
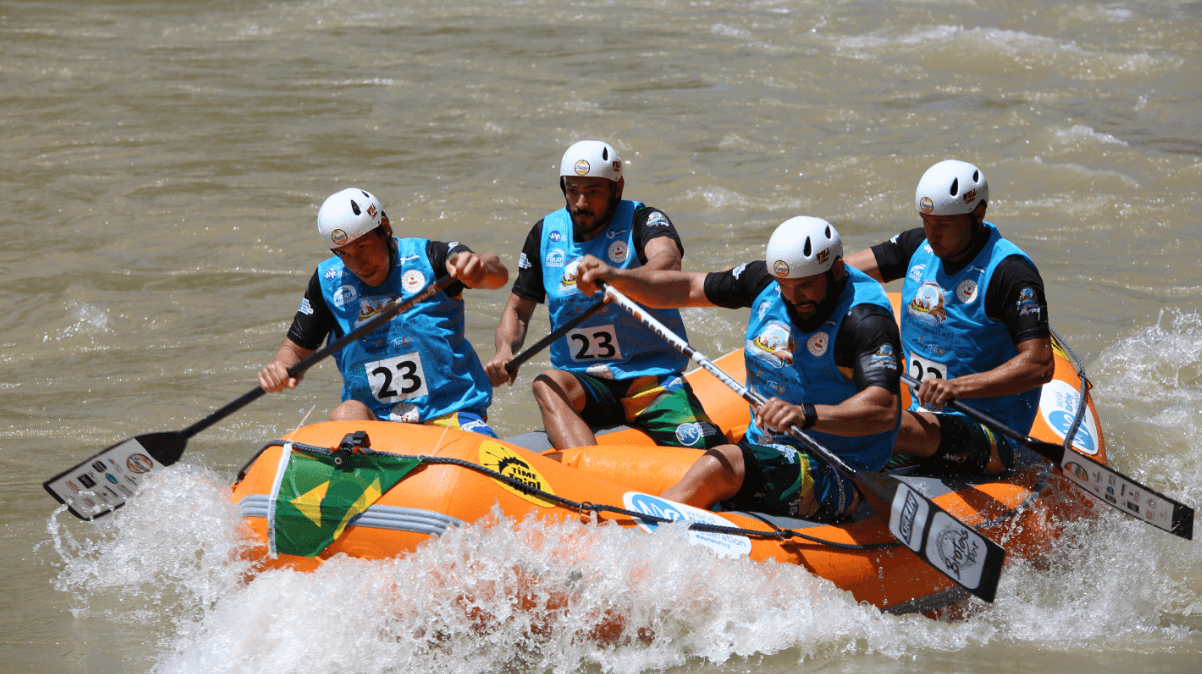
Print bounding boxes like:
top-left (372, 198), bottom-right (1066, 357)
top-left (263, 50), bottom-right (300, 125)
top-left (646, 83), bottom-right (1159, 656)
top-left (43, 433), bottom-right (182, 520)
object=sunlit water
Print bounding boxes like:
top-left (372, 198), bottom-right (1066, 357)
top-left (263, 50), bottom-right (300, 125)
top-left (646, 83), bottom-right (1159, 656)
top-left (4, 0), bottom-right (1200, 671)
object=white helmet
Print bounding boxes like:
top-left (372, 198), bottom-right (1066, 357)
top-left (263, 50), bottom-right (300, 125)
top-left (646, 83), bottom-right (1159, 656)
top-left (765, 216), bottom-right (843, 279)
top-left (317, 188), bottom-right (385, 249)
top-left (559, 140), bottom-right (622, 182)
top-left (915, 159), bottom-right (988, 216)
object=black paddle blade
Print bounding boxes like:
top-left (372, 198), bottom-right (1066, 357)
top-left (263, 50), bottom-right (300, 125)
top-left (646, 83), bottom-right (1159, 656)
top-left (858, 473), bottom-right (1007, 603)
top-left (43, 432), bottom-right (187, 521)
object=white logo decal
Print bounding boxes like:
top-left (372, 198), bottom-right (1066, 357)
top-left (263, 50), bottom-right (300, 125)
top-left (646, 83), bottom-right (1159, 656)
top-left (1038, 379), bottom-right (1100, 454)
top-left (622, 492), bottom-right (751, 558)
top-left (806, 332), bottom-right (829, 357)
top-left (332, 285), bottom-right (358, 308)
top-left (298, 298), bottom-right (314, 316)
top-left (545, 250), bottom-right (565, 268)
top-left (518, 252), bottom-right (531, 270)
top-left (402, 270), bottom-right (426, 294)
top-left (956, 279), bottom-right (978, 304)
top-left (608, 240), bottom-right (629, 264)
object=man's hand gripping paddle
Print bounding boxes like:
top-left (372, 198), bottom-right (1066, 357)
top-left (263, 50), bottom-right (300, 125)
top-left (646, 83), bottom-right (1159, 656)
top-left (900, 372), bottom-right (1193, 540)
top-left (44, 270), bottom-right (461, 521)
top-left (602, 283), bottom-right (1007, 602)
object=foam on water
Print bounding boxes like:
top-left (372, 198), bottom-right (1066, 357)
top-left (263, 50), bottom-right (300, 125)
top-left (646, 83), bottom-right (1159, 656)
top-left (45, 457), bottom-right (1200, 672)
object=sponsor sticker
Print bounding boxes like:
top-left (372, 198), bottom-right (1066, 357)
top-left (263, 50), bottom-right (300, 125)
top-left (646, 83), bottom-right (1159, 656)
top-left (518, 252), bottom-right (531, 270)
top-left (928, 511), bottom-right (984, 589)
top-left (622, 492), bottom-right (751, 558)
top-left (919, 197), bottom-right (935, 213)
top-left (478, 442), bottom-right (556, 507)
top-left (646, 211), bottom-right (669, 228)
top-left (772, 260), bottom-right (790, 277)
top-left (962, 188), bottom-right (976, 205)
top-left (1038, 379), bottom-right (1100, 454)
top-left (908, 282), bottom-right (946, 324)
top-left (574, 159), bottom-right (590, 175)
top-left (388, 402), bottom-right (420, 423)
top-left (549, 230), bottom-right (564, 242)
top-left (331, 229), bottom-right (349, 246)
top-left (298, 298), bottom-right (314, 316)
top-left (545, 250), bottom-right (566, 268)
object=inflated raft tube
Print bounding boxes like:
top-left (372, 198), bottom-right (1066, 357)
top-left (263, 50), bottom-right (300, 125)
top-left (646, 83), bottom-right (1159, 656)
top-left (229, 294), bottom-right (1104, 615)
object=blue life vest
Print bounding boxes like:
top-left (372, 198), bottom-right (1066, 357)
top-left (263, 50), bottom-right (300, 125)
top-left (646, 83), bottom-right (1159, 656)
top-left (743, 267), bottom-right (900, 471)
top-left (539, 202), bottom-right (689, 379)
top-left (900, 222), bottom-right (1041, 433)
top-left (316, 237), bottom-right (491, 422)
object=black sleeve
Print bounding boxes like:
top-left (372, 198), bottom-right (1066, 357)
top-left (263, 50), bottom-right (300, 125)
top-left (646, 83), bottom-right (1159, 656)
top-left (286, 269), bottom-right (339, 350)
top-left (426, 239), bottom-right (472, 297)
top-left (631, 206), bottom-right (684, 264)
top-left (984, 256), bottom-right (1050, 344)
top-left (510, 221), bottom-right (546, 304)
top-left (833, 304), bottom-right (902, 394)
top-left (869, 227), bottom-right (927, 283)
top-left (702, 260), bottom-right (776, 309)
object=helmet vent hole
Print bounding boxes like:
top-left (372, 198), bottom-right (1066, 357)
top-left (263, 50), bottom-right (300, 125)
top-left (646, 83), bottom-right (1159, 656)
top-left (350, 199), bottom-right (361, 216)
top-left (824, 225), bottom-right (831, 238)
top-left (972, 171), bottom-right (979, 182)
top-left (803, 237), bottom-right (812, 257)
top-left (602, 148), bottom-right (609, 160)
top-left (949, 179), bottom-right (959, 196)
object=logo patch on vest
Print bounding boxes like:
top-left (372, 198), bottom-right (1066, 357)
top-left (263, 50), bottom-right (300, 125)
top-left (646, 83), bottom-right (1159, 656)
top-left (549, 230), bottom-right (564, 242)
top-left (608, 240), bottom-right (629, 263)
top-left (747, 320), bottom-right (794, 368)
top-left (806, 332), bottom-right (829, 357)
top-left (402, 270), bottom-right (426, 294)
top-left (332, 285), bottom-right (358, 308)
top-left (908, 282), bottom-right (946, 324)
top-left (956, 279), bottom-right (978, 304)
top-left (559, 258), bottom-right (581, 294)
top-left (545, 250), bottom-right (565, 268)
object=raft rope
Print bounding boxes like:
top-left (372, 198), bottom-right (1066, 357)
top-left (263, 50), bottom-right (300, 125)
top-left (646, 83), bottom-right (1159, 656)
top-left (237, 439), bottom-right (1024, 552)
top-left (1049, 327), bottom-right (1092, 452)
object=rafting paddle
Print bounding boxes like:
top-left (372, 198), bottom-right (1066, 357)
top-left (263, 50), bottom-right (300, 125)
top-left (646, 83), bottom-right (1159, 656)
top-left (44, 271), bottom-right (462, 521)
top-left (503, 296), bottom-right (608, 376)
top-left (900, 372), bottom-right (1194, 540)
top-left (603, 283), bottom-right (1007, 603)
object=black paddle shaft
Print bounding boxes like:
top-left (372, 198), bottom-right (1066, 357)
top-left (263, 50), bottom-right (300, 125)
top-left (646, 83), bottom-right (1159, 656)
top-left (504, 296), bottom-right (607, 374)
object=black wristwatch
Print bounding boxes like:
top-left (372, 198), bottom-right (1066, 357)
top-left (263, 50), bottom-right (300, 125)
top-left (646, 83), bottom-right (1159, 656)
top-left (801, 402), bottom-right (818, 430)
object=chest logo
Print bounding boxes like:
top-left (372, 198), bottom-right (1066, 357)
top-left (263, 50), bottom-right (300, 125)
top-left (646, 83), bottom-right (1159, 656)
top-left (332, 285), bottom-right (358, 308)
top-left (549, 230), bottom-right (564, 242)
top-left (908, 282), bottom-right (946, 325)
top-left (402, 269), bottom-right (426, 294)
top-left (747, 320), bottom-right (795, 368)
top-left (956, 279), bottom-right (978, 304)
top-left (807, 332), bottom-right (830, 358)
top-left (545, 249), bottom-right (565, 268)
top-left (608, 240), bottom-right (629, 264)
top-left (559, 258), bottom-right (582, 293)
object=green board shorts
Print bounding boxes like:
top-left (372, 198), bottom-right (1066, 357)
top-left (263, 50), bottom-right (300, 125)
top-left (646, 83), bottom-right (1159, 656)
top-left (725, 441), bottom-right (858, 522)
top-left (572, 371), bottom-right (725, 449)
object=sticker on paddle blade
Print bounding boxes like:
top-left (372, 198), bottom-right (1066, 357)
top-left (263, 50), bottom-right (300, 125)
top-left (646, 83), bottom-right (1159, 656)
top-left (888, 483), bottom-right (929, 552)
top-left (44, 438), bottom-right (163, 519)
top-left (925, 511), bottom-right (986, 590)
top-left (622, 492), bottom-right (751, 558)
top-left (1061, 457), bottom-right (1191, 537)
top-left (478, 441), bottom-right (556, 507)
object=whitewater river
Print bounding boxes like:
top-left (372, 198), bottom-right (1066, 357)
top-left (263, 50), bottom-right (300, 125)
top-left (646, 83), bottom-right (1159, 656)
top-left (2, 0), bottom-right (1199, 672)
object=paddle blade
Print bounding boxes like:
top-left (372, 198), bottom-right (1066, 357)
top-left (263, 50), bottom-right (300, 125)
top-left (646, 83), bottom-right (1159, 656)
top-left (43, 432), bottom-right (187, 521)
top-left (860, 473), bottom-right (1006, 603)
top-left (1060, 454), bottom-right (1194, 540)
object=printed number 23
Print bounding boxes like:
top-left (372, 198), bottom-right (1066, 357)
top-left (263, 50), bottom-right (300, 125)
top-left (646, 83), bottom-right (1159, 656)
top-left (366, 352), bottom-right (429, 403)
top-left (907, 353), bottom-right (948, 383)
top-left (567, 326), bottom-right (622, 361)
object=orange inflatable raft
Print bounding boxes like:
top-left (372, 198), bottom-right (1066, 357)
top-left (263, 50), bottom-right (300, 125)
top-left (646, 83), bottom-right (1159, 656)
top-left (231, 300), bottom-right (1106, 615)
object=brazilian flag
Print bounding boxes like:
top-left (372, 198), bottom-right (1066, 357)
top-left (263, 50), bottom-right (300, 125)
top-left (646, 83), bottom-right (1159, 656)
top-left (270, 448), bottom-right (424, 557)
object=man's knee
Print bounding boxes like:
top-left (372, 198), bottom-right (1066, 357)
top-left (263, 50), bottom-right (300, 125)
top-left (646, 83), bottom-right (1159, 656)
top-left (330, 400), bottom-right (375, 421)
top-left (532, 370), bottom-right (585, 412)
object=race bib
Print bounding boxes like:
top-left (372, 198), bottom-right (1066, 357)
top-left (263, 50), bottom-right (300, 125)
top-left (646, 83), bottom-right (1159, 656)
top-left (566, 325), bottom-right (623, 361)
top-left (906, 352), bottom-right (948, 385)
top-left (365, 352), bottom-right (429, 404)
